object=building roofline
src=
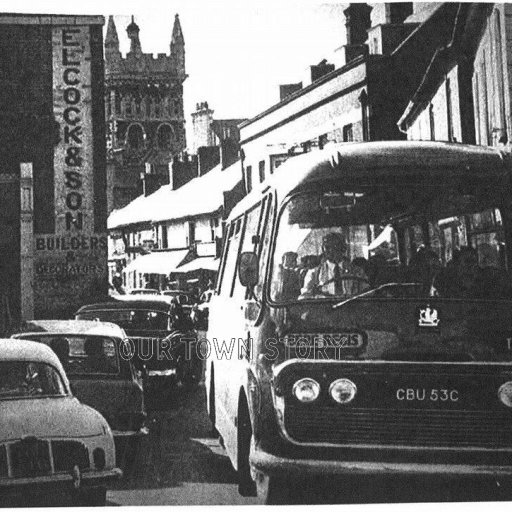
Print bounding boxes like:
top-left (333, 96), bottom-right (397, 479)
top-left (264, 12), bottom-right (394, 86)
top-left (0, 13), bottom-right (104, 25)
top-left (239, 54), bottom-right (381, 130)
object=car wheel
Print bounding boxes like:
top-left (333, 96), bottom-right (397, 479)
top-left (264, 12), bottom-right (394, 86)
top-left (237, 397), bottom-right (257, 497)
top-left (116, 436), bottom-right (141, 477)
top-left (72, 486), bottom-right (107, 507)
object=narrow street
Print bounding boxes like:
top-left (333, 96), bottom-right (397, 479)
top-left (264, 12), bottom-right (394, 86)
top-left (107, 384), bottom-right (259, 506)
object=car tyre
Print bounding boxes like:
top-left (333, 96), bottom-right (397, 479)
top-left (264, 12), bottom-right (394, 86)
top-left (237, 397), bottom-right (257, 497)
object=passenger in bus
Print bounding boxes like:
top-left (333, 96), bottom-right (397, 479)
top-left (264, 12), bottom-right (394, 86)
top-left (407, 247), bottom-right (442, 297)
top-left (300, 233), bottom-right (368, 298)
top-left (433, 246), bottom-right (511, 299)
top-left (273, 251), bottom-right (302, 300)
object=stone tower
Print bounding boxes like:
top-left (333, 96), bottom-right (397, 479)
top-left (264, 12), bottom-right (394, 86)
top-left (105, 14), bottom-right (187, 212)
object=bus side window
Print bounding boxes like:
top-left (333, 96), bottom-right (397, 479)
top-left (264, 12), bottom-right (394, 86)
top-left (219, 219), bottom-right (243, 297)
top-left (233, 202), bottom-right (263, 301)
top-left (215, 222), bottom-right (233, 294)
top-left (254, 194), bottom-right (273, 299)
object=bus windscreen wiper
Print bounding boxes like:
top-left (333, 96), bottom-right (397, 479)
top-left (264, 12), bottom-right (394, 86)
top-left (332, 283), bottom-right (421, 309)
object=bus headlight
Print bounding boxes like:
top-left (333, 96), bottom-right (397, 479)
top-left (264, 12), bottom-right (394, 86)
top-left (292, 378), bottom-right (320, 403)
top-left (498, 382), bottom-right (512, 408)
top-left (330, 379), bottom-right (357, 404)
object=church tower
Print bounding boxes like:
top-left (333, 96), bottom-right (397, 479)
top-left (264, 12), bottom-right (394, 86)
top-left (105, 15), bottom-right (187, 213)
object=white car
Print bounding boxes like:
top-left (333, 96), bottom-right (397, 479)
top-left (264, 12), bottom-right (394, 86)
top-left (0, 338), bottom-right (121, 506)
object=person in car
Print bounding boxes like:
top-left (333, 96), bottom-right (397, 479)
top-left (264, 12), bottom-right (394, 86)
top-left (83, 338), bottom-right (113, 374)
top-left (300, 233), bottom-right (368, 298)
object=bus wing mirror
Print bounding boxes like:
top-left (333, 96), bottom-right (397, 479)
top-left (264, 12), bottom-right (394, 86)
top-left (239, 252), bottom-right (259, 288)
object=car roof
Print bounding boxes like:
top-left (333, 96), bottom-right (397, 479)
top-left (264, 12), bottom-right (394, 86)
top-left (76, 299), bottom-right (172, 313)
top-left (0, 338), bottom-right (65, 367)
top-left (16, 319), bottom-right (126, 338)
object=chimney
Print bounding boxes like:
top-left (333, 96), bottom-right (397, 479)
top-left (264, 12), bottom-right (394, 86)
top-left (310, 60), bottom-right (335, 83)
top-left (279, 83), bottom-right (302, 101)
top-left (220, 138), bottom-right (239, 169)
top-left (344, 3), bottom-right (372, 45)
top-left (198, 146), bottom-right (220, 176)
top-left (140, 164), bottom-right (159, 196)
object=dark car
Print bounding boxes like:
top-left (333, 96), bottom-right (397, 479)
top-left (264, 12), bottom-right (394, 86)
top-left (12, 320), bottom-right (147, 474)
top-left (75, 299), bottom-right (200, 394)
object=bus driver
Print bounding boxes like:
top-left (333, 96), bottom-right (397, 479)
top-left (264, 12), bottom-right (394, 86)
top-left (300, 232), bottom-right (369, 298)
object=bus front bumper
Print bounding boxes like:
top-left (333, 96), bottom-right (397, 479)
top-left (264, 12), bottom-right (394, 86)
top-left (250, 448), bottom-right (512, 478)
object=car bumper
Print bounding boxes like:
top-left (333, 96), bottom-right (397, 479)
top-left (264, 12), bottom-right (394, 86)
top-left (0, 467), bottom-right (122, 495)
top-left (250, 447), bottom-right (512, 478)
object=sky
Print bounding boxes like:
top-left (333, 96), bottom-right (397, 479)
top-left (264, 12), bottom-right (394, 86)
top-left (5, 0), bottom-right (348, 142)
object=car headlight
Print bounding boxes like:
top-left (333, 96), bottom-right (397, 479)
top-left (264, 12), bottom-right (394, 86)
top-left (498, 381), bottom-right (512, 407)
top-left (330, 378), bottom-right (357, 404)
top-left (292, 378), bottom-right (320, 403)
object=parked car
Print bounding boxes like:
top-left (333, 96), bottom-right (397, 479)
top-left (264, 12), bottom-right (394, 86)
top-left (129, 288), bottom-right (160, 296)
top-left (161, 289), bottom-right (198, 304)
top-left (12, 320), bottom-right (148, 473)
top-left (0, 338), bottom-right (121, 506)
top-left (74, 300), bottom-right (200, 394)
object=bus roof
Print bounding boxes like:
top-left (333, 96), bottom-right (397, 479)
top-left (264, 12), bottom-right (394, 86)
top-left (229, 141), bottom-right (508, 221)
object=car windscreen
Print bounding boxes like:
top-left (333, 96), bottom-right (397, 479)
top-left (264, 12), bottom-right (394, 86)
top-left (0, 361), bottom-right (67, 399)
top-left (77, 309), bottom-right (169, 331)
top-left (270, 179), bottom-right (512, 303)
top-left (17, 335), bottom-right (120, 376)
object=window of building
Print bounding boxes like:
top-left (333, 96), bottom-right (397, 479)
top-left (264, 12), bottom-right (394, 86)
top-left (188, 221), bottom-right (196, 247)
top-left (210, 218), bottom-right (219, 242)
top-left (480, 59), bottom-right (490, 145)
top-left (246, 165), bottom-right (252, 193)
top-left (125, 96), bottom-right (132, 116)
top-left (259, 160), bottom-right (265, 183)
top-left (343, 124), bottom-right (353, 142)
top-left (161, 224), bottom-right (168, 249)
top-left (429, 103), bottom-right (436, 140)
top-left (318, 133), bottom-right (328, 149)
top-left (127, 124), bottom-right (144, 150)
top-left (494, 10), bottom-right (508, 144)
top-left (446, 79), bottom-right (454, 142)
top-left (473, 74), bottom-right (481, 144)
top-left (157, 124), bottom-right (174, 150)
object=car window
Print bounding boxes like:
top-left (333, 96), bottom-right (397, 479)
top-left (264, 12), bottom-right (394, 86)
top-left (77, 309), bottom-right (170, 331)
top-left (17, 335), bottom-right (120, 375)
top-left (0, 361), bottom-right (67, 399)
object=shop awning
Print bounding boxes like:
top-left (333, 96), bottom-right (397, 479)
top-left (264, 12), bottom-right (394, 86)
top-left (173, 256), bottom-right (220, 273)
top-left (123, 250), bottom-right (189, 275)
